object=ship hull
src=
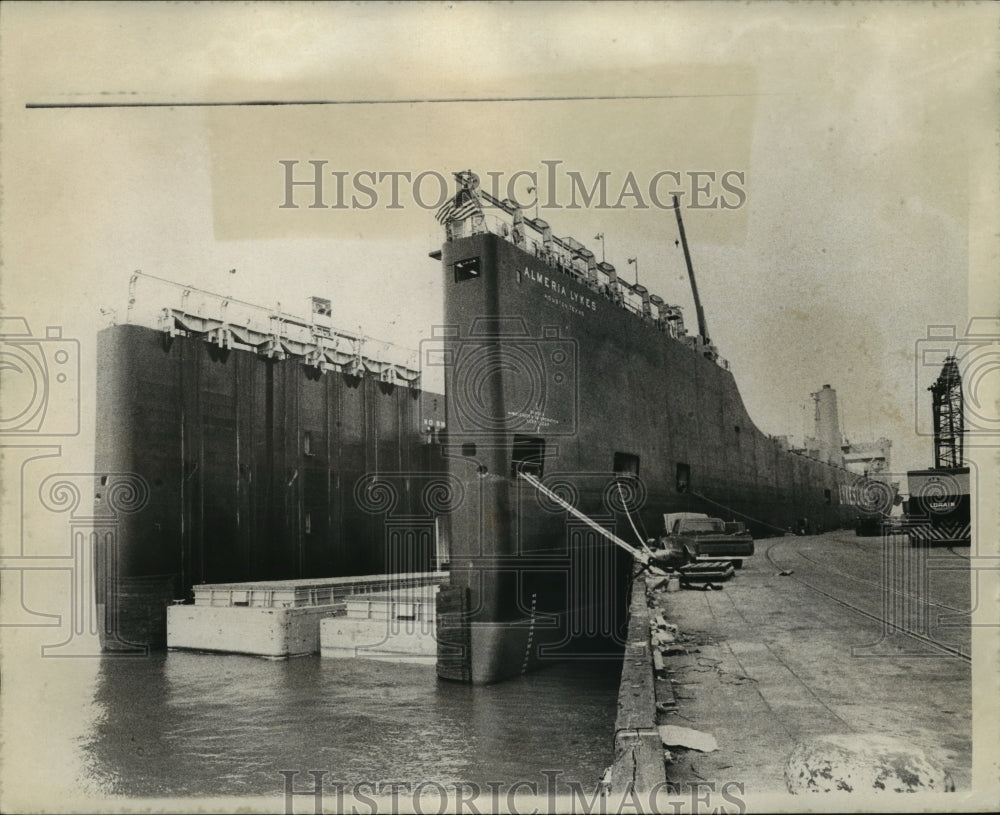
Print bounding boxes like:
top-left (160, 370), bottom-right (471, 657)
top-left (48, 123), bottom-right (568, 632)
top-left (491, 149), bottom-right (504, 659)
top-left (94, 323), bottom-right (445, 650)
top-left (437, 231), bottom-right (858, 683)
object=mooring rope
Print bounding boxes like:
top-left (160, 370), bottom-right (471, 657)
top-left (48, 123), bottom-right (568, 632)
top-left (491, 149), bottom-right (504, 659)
top-left (688, 489), bottom-right (792, 536)
top-left (616, 479), bottom-right (653, 551)
top-left (518, 472), bottom-right (651, 562)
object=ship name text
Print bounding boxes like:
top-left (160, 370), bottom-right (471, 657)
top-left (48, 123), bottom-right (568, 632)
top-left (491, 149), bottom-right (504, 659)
top-left (519, 267), bottom-right (599, 314)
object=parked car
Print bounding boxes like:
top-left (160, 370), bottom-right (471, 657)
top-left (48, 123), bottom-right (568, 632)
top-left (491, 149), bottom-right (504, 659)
top-left (661, 512), bottom-right (754, 568)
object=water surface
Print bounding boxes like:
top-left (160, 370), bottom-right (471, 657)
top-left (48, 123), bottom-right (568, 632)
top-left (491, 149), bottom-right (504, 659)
top-left (80, 651), bottom-right (622, 801)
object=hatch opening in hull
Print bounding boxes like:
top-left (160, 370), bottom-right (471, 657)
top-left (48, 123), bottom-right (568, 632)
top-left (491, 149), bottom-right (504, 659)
top-left (511, 435), bottom-right (546, 479)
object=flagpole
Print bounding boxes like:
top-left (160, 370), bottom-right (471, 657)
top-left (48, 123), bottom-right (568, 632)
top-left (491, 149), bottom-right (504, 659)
top-left (594, 233), bottom-right (605, 263)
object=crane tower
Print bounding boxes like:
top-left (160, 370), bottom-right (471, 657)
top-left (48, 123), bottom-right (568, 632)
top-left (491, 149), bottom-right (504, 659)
top-left (930, 356), bottom-right (963, 469)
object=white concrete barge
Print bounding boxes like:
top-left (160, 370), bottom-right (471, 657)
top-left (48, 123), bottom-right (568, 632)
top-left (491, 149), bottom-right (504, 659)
top-left (167, 572), bottom-right (446, 658)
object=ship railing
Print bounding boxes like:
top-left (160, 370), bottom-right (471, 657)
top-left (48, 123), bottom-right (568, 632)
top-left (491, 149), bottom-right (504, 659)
top-left (478, 211), bottom-right (693, 328)
top-left (192, 571), bottom-right (449, 609)
top-left (476, 212), bottom-right (509, 239)
top-left (445, 195), bottom-right (734, 371)
top-left (618, 298), bottom-right (642, 317)
top-left (131, 271), bottom-right (421, 385)
top-left (617, 282), bottom-right (645, 314)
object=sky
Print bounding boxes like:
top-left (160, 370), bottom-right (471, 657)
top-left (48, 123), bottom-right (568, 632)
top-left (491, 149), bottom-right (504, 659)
top-left (0, 4), bottom-right (997, 811)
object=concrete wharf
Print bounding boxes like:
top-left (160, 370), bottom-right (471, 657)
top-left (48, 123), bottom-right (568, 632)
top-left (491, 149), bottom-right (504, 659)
top-left (611, 529), bottom-right (972, 802)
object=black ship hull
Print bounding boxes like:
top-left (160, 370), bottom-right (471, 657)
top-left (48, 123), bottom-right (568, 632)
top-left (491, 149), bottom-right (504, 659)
top-left (436, 231), bottom-right (858, 684)
top-left (95, 324), bottom-right (444, 650)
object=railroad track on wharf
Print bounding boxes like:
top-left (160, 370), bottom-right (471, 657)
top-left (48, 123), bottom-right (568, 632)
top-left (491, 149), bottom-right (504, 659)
top-left (763, 536), bottom-right (972, 664)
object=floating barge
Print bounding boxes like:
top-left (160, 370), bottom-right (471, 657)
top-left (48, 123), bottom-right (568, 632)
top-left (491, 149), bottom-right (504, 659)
top-left (167, 571), bottom-right (446, 658)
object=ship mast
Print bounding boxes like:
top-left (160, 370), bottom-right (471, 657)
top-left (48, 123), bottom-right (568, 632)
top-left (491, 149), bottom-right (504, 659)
top-left (672, 194), bottom-right (710, 344)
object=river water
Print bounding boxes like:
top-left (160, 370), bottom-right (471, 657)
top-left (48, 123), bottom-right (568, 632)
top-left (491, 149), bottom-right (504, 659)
top-left (10, 645), bottom-right (621, 808)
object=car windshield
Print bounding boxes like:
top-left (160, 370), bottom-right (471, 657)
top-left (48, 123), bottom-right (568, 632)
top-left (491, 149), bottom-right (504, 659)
top-left (682, 519), bottom-right (725, 533)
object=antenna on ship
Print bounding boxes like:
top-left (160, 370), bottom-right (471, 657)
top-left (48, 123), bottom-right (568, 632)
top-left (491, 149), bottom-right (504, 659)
top-left (526, 185), bottom-right (539, 220)
top-left (672, 194), bottom-right (710, 344)
top-left (594, 233), bottom-right (605, 262)
top-left (627, 256), bottom-right (639, 286)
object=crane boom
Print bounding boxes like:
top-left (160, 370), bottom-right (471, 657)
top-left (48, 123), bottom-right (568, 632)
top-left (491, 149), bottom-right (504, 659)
top-left (672, 195), bottom-right (709, 343)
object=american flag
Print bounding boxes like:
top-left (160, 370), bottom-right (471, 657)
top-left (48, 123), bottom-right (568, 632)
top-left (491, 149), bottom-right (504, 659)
top-left (435, 192), bottom-right (481, 224)
top-left (451, 198), bottom-right (480, 220)
top-left (435, 199), bottom-right (456, 223)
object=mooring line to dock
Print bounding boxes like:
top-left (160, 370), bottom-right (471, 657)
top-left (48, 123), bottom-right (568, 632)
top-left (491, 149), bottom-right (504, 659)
top-left (688, 490), bottom-right (793, 536)
top-left (518, 472), bottom-right (652, 561)
top-left (617, 479), bottom-right (650, 547)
